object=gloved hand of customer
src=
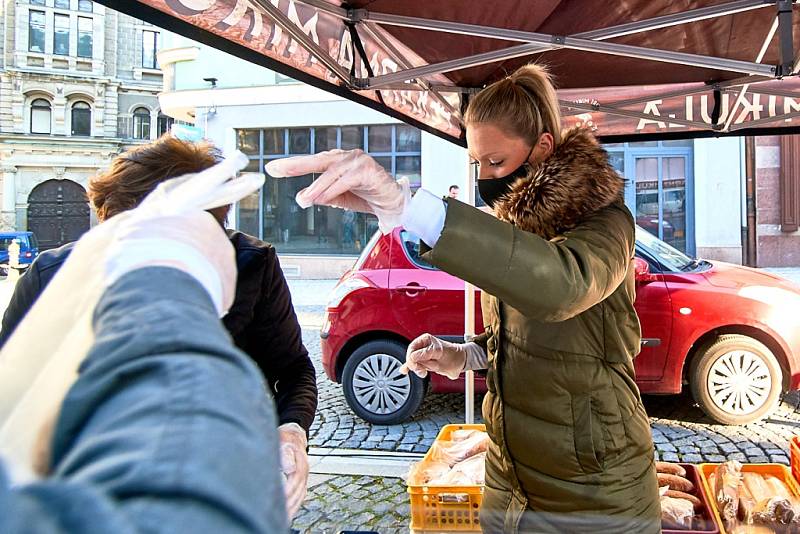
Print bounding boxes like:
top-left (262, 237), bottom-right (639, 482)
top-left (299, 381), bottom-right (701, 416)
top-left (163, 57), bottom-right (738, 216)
top-left (278, 422), bottom-right (309, 520)
top-left (265, 149), bottom-right (411, 234)
top-left (400, 334), bottom-right (487, 380)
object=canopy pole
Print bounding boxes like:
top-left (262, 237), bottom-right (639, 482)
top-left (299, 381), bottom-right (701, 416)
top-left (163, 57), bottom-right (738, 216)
top-left (464, 157), bottom-right (476, 425)
top-left (777, 0), bottom-right (795, 75)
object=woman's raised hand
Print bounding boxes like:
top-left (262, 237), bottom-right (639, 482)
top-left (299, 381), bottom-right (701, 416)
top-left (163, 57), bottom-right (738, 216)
top-left (265, 149), bottom-right (410, 234)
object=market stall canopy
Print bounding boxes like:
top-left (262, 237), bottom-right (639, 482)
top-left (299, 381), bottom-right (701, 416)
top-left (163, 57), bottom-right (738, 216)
top-left (104, 0), bottom-right (800, 143)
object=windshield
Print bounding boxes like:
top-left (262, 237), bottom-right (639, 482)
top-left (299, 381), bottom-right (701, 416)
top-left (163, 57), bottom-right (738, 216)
top-left (635, 226), bottom-right (695, 272)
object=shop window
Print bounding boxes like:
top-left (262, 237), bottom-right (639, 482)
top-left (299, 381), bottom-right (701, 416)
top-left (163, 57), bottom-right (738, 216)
top-left (142, 30), bottom-right (159, 69)
top-left (71, 101), bottom-right (91, 136)
top-left (242, 124), bottom-right (421, 255)
top-left (133, 107), bottom-right (151, 139)
top-left (77, 16), bottom-right (92, 58)
top-left (29, 10), bottom-right (45, 53)
top-left (30, 98), bottom-right (51, 134)
top-left (54, 14), bottom-right (70, 55)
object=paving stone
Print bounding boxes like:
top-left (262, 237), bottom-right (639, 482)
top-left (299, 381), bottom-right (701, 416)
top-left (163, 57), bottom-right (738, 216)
top-left (704, 454), bottom-right (727, 462)
top-left (749, 455), bottom-right (769, 463)
top-left (656, 443), bottom-right (677, 452)
top-left (660, 452), bottom-right (680, 462)
top-left (681, 453), bottom-right (703, 463)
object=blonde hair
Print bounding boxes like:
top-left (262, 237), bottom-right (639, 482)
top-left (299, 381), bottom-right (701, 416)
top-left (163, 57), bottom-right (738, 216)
top-left (465, 64), bottom-right (562, 145)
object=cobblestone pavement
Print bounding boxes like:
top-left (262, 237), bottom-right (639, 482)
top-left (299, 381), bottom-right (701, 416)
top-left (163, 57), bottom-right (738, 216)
top-left (292, 475), bottom-right (409, 534)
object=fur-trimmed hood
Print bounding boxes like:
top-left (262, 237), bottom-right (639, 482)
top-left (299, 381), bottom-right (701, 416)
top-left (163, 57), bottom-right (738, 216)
top-left (494, 127), bottom-right (623, 240)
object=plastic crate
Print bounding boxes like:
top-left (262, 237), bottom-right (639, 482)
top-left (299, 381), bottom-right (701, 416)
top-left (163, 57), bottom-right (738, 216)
top-left (408, 424), bottom-right (485, 532)
top-left (662, 464), bottom-right (720, 534)
top-left (697, 463), bottom-right (800, 534)
top-left (791, 436), bottom-right (800, 485)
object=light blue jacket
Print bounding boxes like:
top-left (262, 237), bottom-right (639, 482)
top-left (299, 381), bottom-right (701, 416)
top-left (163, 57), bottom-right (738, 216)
top-left (0, 267), bottom-right (288, 533)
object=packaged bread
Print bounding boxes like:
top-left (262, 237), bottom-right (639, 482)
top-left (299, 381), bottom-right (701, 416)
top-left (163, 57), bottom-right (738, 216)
top-left (661, 494), bottom-right (695, 530)
top-left (742, 472), bottom-right (794, 525)
top-left (406, 460), bottom-right (451, 485)
top-left (713, 461), bottom-right (742, 523)
top-left (432, 452), bottom-right (486, 486)
top-left (429, 431), bottom-right (489, 466)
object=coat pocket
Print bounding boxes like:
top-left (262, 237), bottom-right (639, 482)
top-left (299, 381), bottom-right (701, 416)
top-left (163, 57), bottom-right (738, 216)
top-left (571, 393), bottom-right (606, 474)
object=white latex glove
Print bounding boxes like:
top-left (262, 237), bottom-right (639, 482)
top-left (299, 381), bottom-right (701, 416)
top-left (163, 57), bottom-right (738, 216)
top-left (265, 149), bottom-right (411, 234)
top-left (278, 422), bottom-right (309, 520)
top-left (400, 334), bottom-right (487, 380)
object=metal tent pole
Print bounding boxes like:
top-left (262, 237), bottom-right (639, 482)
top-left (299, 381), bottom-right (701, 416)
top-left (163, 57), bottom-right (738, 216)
top-left (464, 157), bottom-right (476, 425)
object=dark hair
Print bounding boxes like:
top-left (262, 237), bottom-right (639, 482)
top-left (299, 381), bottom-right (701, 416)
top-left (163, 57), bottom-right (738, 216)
top-left (89, 134), bottom-right (229, 222)
top-left (449, 185), bottom-right (459, 191)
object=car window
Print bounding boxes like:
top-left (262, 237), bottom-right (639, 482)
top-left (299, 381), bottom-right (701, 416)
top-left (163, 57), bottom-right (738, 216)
top-left (635, 225), bottom-right (694, 272)
top-left (353, 230), bottom-right (382, 271)
top-left (29, 234), bottom-right (39, 249)
top-left (0, 238), bottom-right (15, 251)
top-left (400, 230), bottom-right (437, 270)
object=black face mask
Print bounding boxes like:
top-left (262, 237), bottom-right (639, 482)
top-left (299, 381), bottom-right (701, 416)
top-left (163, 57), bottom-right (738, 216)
top-left (477, 146), bottom-right (534, 208)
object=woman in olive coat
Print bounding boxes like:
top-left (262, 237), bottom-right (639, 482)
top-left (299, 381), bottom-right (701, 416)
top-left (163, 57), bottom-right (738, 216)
top-left (268, 64), bottom-right (660, 533)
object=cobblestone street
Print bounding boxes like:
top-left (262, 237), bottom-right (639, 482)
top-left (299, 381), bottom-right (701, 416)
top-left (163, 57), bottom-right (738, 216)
top-left (294, 326), bottom-right (800, 533)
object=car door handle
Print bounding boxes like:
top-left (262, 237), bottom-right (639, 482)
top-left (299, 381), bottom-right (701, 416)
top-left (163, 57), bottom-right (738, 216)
top-left (397, 283), bottom-right (427, 296)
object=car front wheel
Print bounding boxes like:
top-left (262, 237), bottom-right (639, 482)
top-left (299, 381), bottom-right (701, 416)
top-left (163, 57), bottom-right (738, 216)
top-left (342, 339), bottom-right (426, 425)
top-left (690, 334), bottom-right (783, 425)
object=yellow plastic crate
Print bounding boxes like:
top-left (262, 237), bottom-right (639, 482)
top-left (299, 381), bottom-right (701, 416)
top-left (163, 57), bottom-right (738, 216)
top-left (408, 424), bottom-right (486, 532)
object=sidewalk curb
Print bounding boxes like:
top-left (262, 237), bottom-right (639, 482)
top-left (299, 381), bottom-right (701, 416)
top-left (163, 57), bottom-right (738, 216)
top-left (308, 447), bottom-right (424, 479)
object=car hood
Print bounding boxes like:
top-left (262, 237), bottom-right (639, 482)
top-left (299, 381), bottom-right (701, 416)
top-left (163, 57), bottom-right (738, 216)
top-left (702, 260), bottom-right (800, 292)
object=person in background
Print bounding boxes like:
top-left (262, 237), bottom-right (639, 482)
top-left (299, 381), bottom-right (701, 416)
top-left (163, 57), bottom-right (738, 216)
top-left (267, 63), bottom-right (659, 533)
top-left (447, 184), bottom-right (460, 199)
top-left (0, 136), bottom-right (316, 519)
top-left (0, 162), bottom-right (287, 533)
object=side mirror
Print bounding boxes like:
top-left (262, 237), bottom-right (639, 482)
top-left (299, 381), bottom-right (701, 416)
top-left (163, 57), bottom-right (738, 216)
top-left (633, 257), bottom-right (657, 283)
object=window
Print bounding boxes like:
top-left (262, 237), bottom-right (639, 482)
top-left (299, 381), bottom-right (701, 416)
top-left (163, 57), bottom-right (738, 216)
top-left (30, 99), bottom-right (51, 134)
top-left (28, 11), bottom-right (45, 53)
top-left (30, 0), bottom-right (45, 5)
top-left (78, 0), bottom-right (92, 11)
top-left (133, 107), bottom-right (151, 139)
top-left (156, 114), bottom-right (174, 137)
top-left (241, 124), bottom-right (422, 255)
top-left (142, 30), bottom-right (159, 69)
top-left (71, 101), bottom-right (91, 136)
top-left (54, 14), bottom-right (70, 55)
top-left (55, 0), bottom-right (70, 8)
top-left (602, 139), bottom-right (695, 255)
top-left (77, 16), bottom-right (92, 58)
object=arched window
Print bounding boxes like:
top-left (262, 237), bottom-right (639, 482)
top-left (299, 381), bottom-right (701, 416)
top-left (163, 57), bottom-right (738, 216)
top-left (30, 98), bottom-right (51, 134)
top-left (71, 101), bottom-right (92, 136)
top-left (133, 107), bottom-right (151, 139)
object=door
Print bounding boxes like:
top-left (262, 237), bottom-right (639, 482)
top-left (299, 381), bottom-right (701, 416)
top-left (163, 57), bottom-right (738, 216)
top-left (630, 155), bottom-right (692, 254)
top-left (389, 230), bottom-right (481, 340)
top-left (632, 251), bottom-right (673, 385)
top-left (27, 179), bottom-right (90, 250)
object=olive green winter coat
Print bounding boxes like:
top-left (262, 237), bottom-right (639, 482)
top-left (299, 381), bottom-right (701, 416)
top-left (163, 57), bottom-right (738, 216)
top-left (422, 127), bottom-right (660, 533)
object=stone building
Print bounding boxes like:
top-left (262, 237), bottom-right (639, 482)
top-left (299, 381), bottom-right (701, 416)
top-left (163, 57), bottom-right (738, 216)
top-left (0, 0), bottom-right (172, 249)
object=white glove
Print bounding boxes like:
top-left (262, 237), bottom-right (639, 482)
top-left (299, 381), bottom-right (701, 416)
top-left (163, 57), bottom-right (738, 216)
top-left (278, 422), bottom-right (309, 520)
top-left (265, 149), bottom-right (411, 234)
top-left (400, 334), bottom-right (488, 380)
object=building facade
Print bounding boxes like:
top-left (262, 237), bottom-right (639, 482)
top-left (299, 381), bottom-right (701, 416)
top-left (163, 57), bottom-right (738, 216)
top-left (0, 0), bottom-right (173, 249)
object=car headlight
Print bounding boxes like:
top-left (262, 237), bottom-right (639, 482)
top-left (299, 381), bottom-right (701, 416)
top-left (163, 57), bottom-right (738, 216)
top-left (327, 277), bottom-right (371, 309)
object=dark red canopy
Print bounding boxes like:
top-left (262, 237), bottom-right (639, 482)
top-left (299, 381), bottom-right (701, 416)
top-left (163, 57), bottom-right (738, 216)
top-left (101, 0), bottom-right (800, 144)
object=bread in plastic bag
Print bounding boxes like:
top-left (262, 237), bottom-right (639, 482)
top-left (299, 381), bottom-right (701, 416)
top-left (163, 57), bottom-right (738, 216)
top-left (661, 494), bottom-right (694, 530)
top-left (428, 431), bottom-right (489, 466)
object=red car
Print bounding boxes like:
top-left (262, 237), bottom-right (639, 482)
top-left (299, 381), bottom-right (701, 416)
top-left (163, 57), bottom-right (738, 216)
top-left (320, 227), bottom-right (800, 426)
